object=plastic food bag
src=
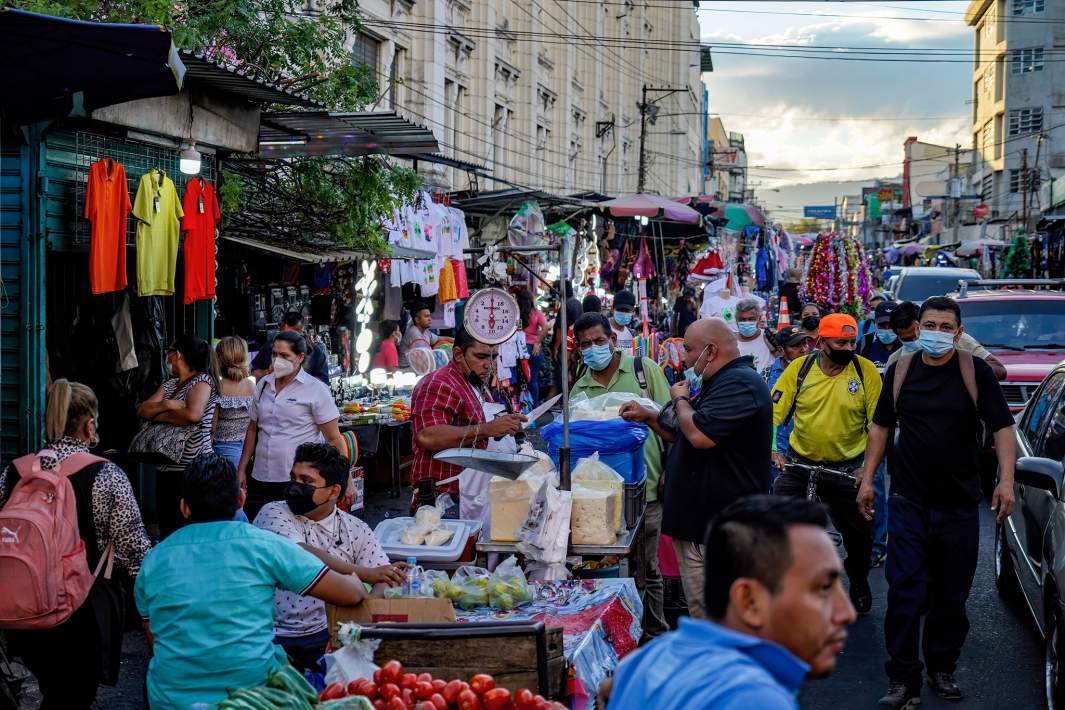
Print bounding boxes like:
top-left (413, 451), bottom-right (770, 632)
top-left (414, 505), bottom-right (442, 530)
top-left (571, 486), bottom-right (617, 545)
top-left (517, 482), bottom-right (573, 582)
top-left (572, 453), bottom-right (625, 533)
top-left (488, 556), bottom-right (535, 611)
top-left (568, 391), bottom-right (662, 419)
top-left (323, 623), bottom-right (380, 686)
top-left (452, 565), bottom-right (492, 610)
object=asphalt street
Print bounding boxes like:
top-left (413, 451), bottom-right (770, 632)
top-left (802, 503), bottom-right (1044, 710)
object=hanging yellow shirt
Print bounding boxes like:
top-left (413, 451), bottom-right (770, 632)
top-left (133, 168), bottom-right (184, 297)
top-left (771, 353), bottom-right (882, 463)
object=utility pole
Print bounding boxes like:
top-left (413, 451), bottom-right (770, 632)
top-left (1022, 148), bottom-right (1029, 230)
top-left (636, 84), bottom-right (685, 194)
top-left (952, 143), bottom-right (961, 244)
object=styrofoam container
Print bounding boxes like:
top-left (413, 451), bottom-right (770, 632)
top-left (374, 517), bottom-right (470, 562)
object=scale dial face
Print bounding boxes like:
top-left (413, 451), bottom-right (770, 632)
top-left (463, 288), bottom-right (519, 345)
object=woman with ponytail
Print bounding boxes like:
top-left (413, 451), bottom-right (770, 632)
top-left (213, 336), bottom-right (255, 469)
top-left (2, 379), bottom-right (151, 708)
top-left (136, 333), bottom-right (220, 536)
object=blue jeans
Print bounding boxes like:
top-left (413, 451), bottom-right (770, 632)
top-left (214, 440), bottom-right (249, 523)
top-left (872, 459), bottom-right (888, 556)
top-left (528, 351), bottom-right (543, 405)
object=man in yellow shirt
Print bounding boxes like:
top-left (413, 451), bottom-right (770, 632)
top-left (771, 313), bottom-right (881, 614)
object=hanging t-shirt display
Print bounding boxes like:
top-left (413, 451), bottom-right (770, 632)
top-left (180, 177), bottom-right (221, 304)
top-left (437, 258), bottom-right (458, 303)
top-left (85, 157), bottom-right (132, 294)
top-left (133, 168), bottom-right (184, 297)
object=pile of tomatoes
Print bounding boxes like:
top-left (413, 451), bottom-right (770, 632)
top-left (319, 660), bottom-right (566, 710)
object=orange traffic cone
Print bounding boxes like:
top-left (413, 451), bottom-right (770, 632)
top-left (777, 297), bottom-right (791, 329)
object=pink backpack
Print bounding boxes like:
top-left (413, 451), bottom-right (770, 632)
top-left (0, 448), bottom-right (114, 629)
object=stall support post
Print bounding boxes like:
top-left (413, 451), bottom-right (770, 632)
top-left (558, 234), bottom-right (571, 491)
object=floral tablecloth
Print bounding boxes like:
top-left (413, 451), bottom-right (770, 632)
top-left (455, 578), bottom-right (643, 707)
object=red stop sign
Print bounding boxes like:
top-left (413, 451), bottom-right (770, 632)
top-left (973, 204), bottom-right (989, 219)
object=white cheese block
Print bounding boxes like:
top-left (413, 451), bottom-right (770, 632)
top-left (489, 478), bottom-right (535, 542)
top-left (570, 487), bottom-right (616, 545)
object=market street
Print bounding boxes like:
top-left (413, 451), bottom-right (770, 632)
top-left (804, 504), bottom-right (1043, 710)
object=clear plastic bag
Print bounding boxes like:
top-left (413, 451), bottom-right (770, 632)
top-left (452, 564), bottom-right (492, 610)
top-left (323, 623), bottom-right (380, 686)
top-left (571, 486), bottom-right (617, 545)
top-left (568, 391), bottom-right (662, 418)
top-left (488, 556), bottom-right (535, 611)
top-left (572, 453), bottom-right (625, 533)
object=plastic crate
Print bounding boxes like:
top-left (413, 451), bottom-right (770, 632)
top-left (624, 477), bottom-right (646, 529)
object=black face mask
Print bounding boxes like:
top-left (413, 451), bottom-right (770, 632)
top-left (458, 355), bottom-right (485, 389)
top-left (824, 346), bottom-right (855, 366)
top-left (285, 481), bottom-right (328, 517)
top-left (801, 315), bottom-right (821, 332)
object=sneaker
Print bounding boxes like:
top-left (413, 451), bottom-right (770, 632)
top-left (849, 577), bottom-right (872, 614)
top-left (879, 681), bottom-right (921, 709)
top-left (870, 550), bottom-right (887, 568)
top-left (927, 672), bottom-right (963, 701)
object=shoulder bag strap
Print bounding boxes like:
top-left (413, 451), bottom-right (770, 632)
top-left (892, 352), bottom-right (917, 408)
top-left (957, 349), bottom-right (979, 408)
top-left (632, 356), bottom-right (648, 397)
top-left (781, 353), bottom-right (818, 429)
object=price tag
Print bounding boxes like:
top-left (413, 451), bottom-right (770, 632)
top-left (153, 196), bottom-right (160, 214)
top-left (198, 195), bottom-right (205, 214)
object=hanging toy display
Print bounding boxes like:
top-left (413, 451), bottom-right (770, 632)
top-left (800, 232), bottom-right (873, 316)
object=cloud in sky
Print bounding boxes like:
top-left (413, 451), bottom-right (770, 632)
top-left (698, 1), bottom-right (973, 188)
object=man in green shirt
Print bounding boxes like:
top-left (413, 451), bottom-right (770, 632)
top-left (571, 312), bottom-right (671, 638)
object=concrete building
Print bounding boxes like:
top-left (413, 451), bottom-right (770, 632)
top-left (966, 0), bottom-right (1063, 230)
top-left (902, 138), bottom-right (976, 241)
top-left (706, 116), bottom-right (731, 200)
top-left (347, 0), bottom-right (708, 197)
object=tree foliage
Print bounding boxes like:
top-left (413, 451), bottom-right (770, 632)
top-left (16, 0), bottom-right (422, 252)
top-left (1001, 231), bottom-right (1033, 279)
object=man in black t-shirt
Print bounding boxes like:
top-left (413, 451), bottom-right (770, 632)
top-left (856, 297), bottom-right (1015, 709)
top-left (621, 318), bottom-right (772, 619)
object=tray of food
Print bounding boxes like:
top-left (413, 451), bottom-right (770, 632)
top-left (374, 515), bottom-right (471, 562)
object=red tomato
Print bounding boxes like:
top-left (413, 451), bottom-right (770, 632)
top-left (380, 683), bottom-right (402, 701)
top-left (415, 703), bottom-right (437, 710)
top-left (513, 688), bottom-right (536, 710)
top-left (360, 681), bottom-right (380, 700)
top-left (414, 681), bottom-right (435, 700)
top-left (373, 669), bottom-right (384, 685)
top-left (373, 701), bottom-right (386, 710)
top-left (417, 672), bottom-right (434, 684)
top-left (382, 660), bottom-right (404, 684)
top-left (482, 687), bottom-right (511, 710)
top-left (386, 697), bottom-right (407, 710)
top-left (431, 679), bottom-right (447, 693)
top-left (458, 689), bottom-right (483, 710)
top-left (402, 688), bottom-right (415, 707)
top-left (320, 683), bottom-right (346, 701)
top-left (429, 693), bottom-right (448, 710)
top-left (401, 673), bottom-right (419, 690)
top-left (469, 674), bottom-right (496, 696)
top-left (442, 680), bottom-right (465, 703)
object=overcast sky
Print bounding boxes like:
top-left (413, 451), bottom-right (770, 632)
top-left (697, 0), bottom-right (973, 215)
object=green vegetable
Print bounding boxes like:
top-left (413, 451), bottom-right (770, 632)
top-left (265, 665), bottom-right (318, 708)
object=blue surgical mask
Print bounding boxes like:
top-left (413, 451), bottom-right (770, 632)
top-left (582, 344), bottom-right (614, 371)
top-left (876, 328), bottom-right (898, 345)
top-left (737, 322), bottom-right (759, 338)
top-left (614, 311), bottom-right (633, 326)
top-left (683, 346), bottom-right (711, 398)
top-left (918, 329), bottom-right (956, 358)
top-left (901, 339), bottom-right (921, 353)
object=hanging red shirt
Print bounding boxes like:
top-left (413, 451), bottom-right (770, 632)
top-left (85, 158), bottom-right (131, 294)
top-left (180, 177), bottom-right (221, 304)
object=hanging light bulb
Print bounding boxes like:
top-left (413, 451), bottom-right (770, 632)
top-left (179, 142), bottom-right (202, 175)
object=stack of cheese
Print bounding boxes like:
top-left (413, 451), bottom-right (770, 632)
top-left (570, 487), bottom-right (616, 545)
top-left (488, 478), bottom-right (537, 542)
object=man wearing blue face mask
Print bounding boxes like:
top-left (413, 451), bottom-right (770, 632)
top-left (886, 301), bottom-right (1006, 380)
top-left (858, 301), bottom-right (901, 372)
top-left (735, 297), bottom-right (777, 379)
top-left (610, 289), bottom-right (637, 355)
top-left (571, 312), bottom-right (672, 637)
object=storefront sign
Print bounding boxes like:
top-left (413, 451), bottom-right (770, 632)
top-left (804, 205), bottom-right (837, 219)
top-left (1052, 175), bottom-right (1065, 207)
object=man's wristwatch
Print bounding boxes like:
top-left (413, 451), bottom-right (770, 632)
top-left (672, 395), bottom-right (690, 406)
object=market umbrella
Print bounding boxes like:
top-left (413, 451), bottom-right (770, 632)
top-left (0, 7), bottom-right (186, 124)
top-left (673, 197), bottom-right (765, 229)
top-left (955, 239), bottom-right (1007, 257)
top-left (600, 193), bottom-right (701, 224)
top-left (792, 235), bottom-right (814, 247)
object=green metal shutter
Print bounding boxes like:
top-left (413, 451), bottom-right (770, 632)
top-left (0, 137), bottom-right (24, 462)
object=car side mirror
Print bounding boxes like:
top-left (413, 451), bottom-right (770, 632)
top-left (1015, 456), bottom-right (1065, 498)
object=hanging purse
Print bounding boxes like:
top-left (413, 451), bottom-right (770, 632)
top-left (127, 379), bottom-right (198, 465)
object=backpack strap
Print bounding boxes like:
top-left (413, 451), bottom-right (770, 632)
top-left (633, 355), bottom-right (649, 397)
top-left (56, 452), bottom-right (109, 478)
top-left (892, 352), bottom-right (917, 408)
top-left (957, 349), bottom-right (979, 408)
top-left (780, 353), bottom-right (818, 429)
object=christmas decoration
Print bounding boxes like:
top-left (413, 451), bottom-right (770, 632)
top-left (799, 232), bottom-right (873, 316)
top-left (1001, 231), bottom-right (1032, 279)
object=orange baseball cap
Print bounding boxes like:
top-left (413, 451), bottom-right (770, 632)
top-left (818, 313), bottom-right (859, 339)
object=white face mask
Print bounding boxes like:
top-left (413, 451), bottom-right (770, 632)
top-left (272, 356), bottom-right (296, 378)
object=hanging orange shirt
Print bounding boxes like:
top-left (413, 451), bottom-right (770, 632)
top-left (180, 177), bottom-right (221, 304)
top-left (85, 158), bottom-right (131, 294)
top-left (437, 258), bottom-right (457, 302)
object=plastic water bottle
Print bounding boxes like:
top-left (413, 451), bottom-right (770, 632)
top-left (406, 556), bottom-right (419, 596)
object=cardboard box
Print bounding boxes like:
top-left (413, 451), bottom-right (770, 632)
top-left (328, 598), bottom-right (456, 646)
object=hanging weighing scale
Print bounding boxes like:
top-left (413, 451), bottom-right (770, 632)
top-left (433, 287), bottom-right (539, 479)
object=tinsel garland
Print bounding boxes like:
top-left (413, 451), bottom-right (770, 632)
top-left (800, 232), bottom-right (873, 314)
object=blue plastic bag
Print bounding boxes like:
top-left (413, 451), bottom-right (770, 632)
top-left (542, 419), bottom-right (648, 483)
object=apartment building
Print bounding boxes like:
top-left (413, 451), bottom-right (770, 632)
top-left (348, 0), bottom-right (707, 196)
top-left (967, 0), bottom-right (1063, 226)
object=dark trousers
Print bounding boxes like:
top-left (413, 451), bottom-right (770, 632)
top-left (884, 495), bottom-right (979, 684)
top-left (245, 477), bottom-right (290, 523)
top-left (9, 599), bottom-right (102, 709)
top-left (774, 458), bottom-right (871, 586)
top-left (276, 628), bottom-right (331, 672)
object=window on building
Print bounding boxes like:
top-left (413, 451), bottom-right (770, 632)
top-left (389, 47), bottom-right (405, 109)
top-left (981, 173), bottom-right (994, 202)
top-left (983, 67), bottom-right (994, 95)
top-left (1009, 168), bottom-right (1040, 193)
top-left (1009, 107), bottom-right (1043, 135)
top-left (1012, 0), bottom-right (1045, 15)
top-left (981, 119), bottom-right (994, 156)
top-left (494, 104), bottom-right (509, 174)
top-left (1011, 47), bottom-right (1045, 74)
top-left (351, 32), bottom-right (380, 75)
top-left (982, 17), bottom-right (994, 40)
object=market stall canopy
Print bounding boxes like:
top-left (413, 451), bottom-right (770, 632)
top-left (454, 188), bottom-right (592, 217)
top-left (404, 152), bottom-right (490, 176)
top-left (222, 234), bottom-right (433, 263)
top-left (178, 51), bottom-right (321, 108)
top-left (600, 193), bottom-right (700, 224)
top-left (955, 239), bottom-right (1007, 257)
top-left (673, 197), bottom-right (764, 229)
top-left (259, 111), bottom-right (438, 157)
top-left (0, 7), bottom-right (186, 124)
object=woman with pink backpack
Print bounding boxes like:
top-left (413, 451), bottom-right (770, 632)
top-left (0, 379), bottom-right (151, 708)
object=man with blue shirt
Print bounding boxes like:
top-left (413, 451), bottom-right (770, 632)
top-left (135, 453), bottom-right (366, 709)
top-left (603, 496), bottom-right (856, 710)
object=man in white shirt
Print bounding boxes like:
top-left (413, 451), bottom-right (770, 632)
top-left (735, 297), bottom-right (777, 377)
top-left (399, 303), bottom-right (440, 368)
top-left (610, 289), bottom-right (637, 354)
top-left (255, 443), bottom-right (408, 670)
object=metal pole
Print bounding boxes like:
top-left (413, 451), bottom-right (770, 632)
top-left (1022, 148), bottom-right (1029, 229)
top-left (952, 143), bottom-right (961, 244)
top-left (559, 233), bottom-right (571, 491)
top-left (637, 84), bottom-right (648, 194)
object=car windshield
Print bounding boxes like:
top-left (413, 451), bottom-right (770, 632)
top-left (958, 299), bottom-right (1065, 351)
top-left (897, 273), bottom-right (979, 301)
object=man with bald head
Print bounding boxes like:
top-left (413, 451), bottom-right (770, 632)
top-left (621, 318), bottom-right (772, 618)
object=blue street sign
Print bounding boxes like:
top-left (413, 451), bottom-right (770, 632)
top-left (804, 205), bottom-right (837, 219)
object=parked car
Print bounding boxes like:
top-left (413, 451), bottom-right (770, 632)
top-left (889, 266), bottom-right (981, 303)
top-left (995, 360), bottom-right (1065, 708)
top-left (956, 286), bottom-right (1065, 412)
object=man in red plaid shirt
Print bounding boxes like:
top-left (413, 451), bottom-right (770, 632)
top-left (411, 329), bottom-right (526, 506)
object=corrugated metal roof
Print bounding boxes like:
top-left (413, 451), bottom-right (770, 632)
top-left (179, 50), bottom-right (321, 108)
top-left (454, 188), bottom-right (591, 216)
top-left (259, 111), bottom-right (438, 157)
top-left (405, 152), bottom-right (489, 175)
